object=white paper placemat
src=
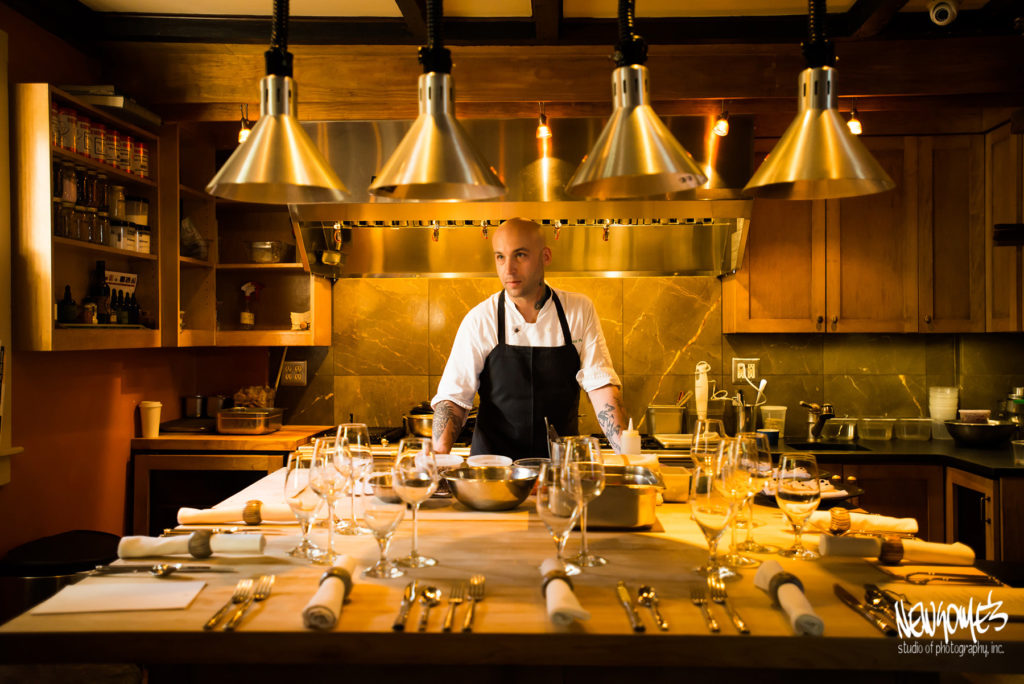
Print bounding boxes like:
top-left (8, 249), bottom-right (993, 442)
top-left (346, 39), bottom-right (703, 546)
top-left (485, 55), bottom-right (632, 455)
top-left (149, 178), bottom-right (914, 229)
top-left (29, 579), bottom-right (206, 615)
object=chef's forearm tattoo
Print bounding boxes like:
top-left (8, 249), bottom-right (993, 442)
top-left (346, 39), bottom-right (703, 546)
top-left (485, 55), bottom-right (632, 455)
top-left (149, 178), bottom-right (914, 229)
top-left (597, 398), bottom-right (625, 454)
top-left (432, 401), bottom-right (466, 453)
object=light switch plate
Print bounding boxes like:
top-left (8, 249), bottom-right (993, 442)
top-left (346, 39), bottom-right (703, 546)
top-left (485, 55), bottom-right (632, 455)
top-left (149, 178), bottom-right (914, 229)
top-left (281, 360), bottom-right (307, 387)
top-left (731, 357), bottom-right (760, 384)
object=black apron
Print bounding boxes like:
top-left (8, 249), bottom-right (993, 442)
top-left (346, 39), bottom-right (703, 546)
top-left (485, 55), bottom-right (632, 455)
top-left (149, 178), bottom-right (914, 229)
top-left (471, 290), bottom-right (582, 459)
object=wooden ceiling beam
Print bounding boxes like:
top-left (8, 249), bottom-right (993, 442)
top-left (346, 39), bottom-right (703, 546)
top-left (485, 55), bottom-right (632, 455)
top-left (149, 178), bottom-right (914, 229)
top-left (844, 0), bottom-right (911, 39)
top-left (395, 0), bottom-right (427, 44)
top-left (532, 0), bottom-right (561, 43)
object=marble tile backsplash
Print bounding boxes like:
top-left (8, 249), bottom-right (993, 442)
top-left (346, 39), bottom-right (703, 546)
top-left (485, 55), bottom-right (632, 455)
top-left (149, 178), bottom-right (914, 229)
top-left (276, 276), bottom-right (1024, 439)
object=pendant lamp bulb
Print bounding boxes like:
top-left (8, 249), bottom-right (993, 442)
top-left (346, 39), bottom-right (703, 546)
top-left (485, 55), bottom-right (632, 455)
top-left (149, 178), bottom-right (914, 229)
top-left (847, 108), bottom-right (863, 135)
top-left (537, 102), bottom-right (551, 140)
top-left (238, 104), bottom-right (253, 144)
top-left (713, 102), bottom-right (730, 137)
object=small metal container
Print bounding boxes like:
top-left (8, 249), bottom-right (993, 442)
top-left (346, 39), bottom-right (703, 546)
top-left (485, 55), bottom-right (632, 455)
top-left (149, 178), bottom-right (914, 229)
top-left (442, 466), bottom-right (538, 511)
top-left (645, 405), bottom-right (685, 435)
top-left (403, 414), bottom-right (433, 437)
top-left (216, 407), bottom-right (283, 434)
top-left (182, 395), bottom-right (205, 418)
top-left (586, 465), bottom-right (663, 529)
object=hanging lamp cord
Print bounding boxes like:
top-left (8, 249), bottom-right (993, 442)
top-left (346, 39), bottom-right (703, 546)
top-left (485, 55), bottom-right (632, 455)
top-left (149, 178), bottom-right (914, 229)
top-left (265, 0), bottom-right (294, 77)
top-left (613, 0), bottom-right (647, 67)
top-left (419, 0), bottom-right (453, 74)
top-left (802, 0), bottom-right (836, 69)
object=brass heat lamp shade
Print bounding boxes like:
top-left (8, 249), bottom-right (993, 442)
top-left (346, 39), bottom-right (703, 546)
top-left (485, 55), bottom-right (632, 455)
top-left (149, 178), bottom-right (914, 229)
top-left (206, 75), bottom-right (350, 204)
top-left (369, 72), bottom-right (505, 201)
top-left (744, 67), bottom-right (894, 200)
top-left (566, 65), bottom-right (707, 200)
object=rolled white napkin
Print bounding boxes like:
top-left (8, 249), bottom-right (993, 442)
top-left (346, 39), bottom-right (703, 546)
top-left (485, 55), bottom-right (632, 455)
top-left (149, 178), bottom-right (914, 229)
top-left (896, 539), bottom-right (975, 566)
top-left (177, 502), bottom-right (296, 525)
top-left (808, 511), bottom-right (918, 535)
top-left (754, 560), bottom-right (824, 636)
top-left (303, 555), bottom-right (357, 631)
top-left (117, 533), bottom-right (265, 558)
top-left (818, 534), bottom-right (883, 558)
top-left (539, 558), bottom-right (590, 626)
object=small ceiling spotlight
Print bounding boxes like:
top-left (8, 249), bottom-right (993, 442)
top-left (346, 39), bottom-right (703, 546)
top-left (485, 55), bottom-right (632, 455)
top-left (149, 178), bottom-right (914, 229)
top-left (536, 102), bottom-right (552, 140)
top-left (237, 104), bottom-right (254, 144)
top-left (847, 108), bottom-right (863, 135)
top-left (713, 108), bottom-right (730, 137)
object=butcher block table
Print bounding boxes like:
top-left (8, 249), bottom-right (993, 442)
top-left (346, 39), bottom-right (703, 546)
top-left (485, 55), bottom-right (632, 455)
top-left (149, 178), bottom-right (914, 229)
top-left (2, 469), bottom-right (1022, 681)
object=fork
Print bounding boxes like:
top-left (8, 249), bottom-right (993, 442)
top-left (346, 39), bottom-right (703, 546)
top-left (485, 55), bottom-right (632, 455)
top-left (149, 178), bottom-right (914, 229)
top-left (462, 574), bottom-right (485, 632)
top-left (224, 574), bottom-right (275, 631)
top-left (690, 585), bottom-right (719, 633)
top-left (203, 578), bottom-right (253, 630)
top-left (708, 576), bottom-right (749, 634)
top-left (443, 582), bottom-right (467, 632)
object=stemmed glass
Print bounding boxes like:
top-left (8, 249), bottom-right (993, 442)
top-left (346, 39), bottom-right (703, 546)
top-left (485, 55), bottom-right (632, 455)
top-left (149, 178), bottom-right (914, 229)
top-left (392, 437), bottom-right (439, 568)
top-left (308, 437), bottom-right (349, 565)
top-left (283, 448), bottom-right (324, 561)
top-left (690, 438), bottom-right (739, 579)
top-left (690, 418), bottom-right (726, 468)
top-left (736, 432), bottom-right (779, 554)
top-left (535, 461), bottom-right (583, 574)
top-left (565, 436), bottom-right (606, 569)
top-left (720, 434), bottom-right (765, 568)
top-left (775, 452), bottom-right (822, 560)
top-left (335, 423), bottom-right (372, 535)
top-left (361, 465), bottom-right (406, 579)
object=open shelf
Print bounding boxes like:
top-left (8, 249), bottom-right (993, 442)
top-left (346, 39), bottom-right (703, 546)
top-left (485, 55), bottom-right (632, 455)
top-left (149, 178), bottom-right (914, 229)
top-left (52, 326), bottom-right (160, 351)
top-left (178, 329), bottom-right (216, 347)
top-left (54, 236), bottom-right (157, 261)
top-left (50, 86), bottom-right (158, 143)
top-left (51, 146), bottom-right (156, 189)
top-left (179, 255), bottom-right (213, 268)
top-left (216, 262), bottom-right (304, 271)
top-left (215, 328), bottom-right (318, 347)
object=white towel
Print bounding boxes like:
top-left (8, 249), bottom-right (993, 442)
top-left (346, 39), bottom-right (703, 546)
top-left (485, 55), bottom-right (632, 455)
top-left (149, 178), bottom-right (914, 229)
top-left (177, 502), bottom-right (296, 525)
top-left (808, 511), bottom-right (918, 535)
top-left (117, 534), bottom-right (265, 558)
top-left (818, 534), bottom-right (883, 558)
top-left (900, 539), bottom-right (974, 566)
top-left (302, 556), bottom-right (357, 631)
top-left (539, 558), bottom-right (590, 626)
top-left (754, 560), bottom-right (824, 636)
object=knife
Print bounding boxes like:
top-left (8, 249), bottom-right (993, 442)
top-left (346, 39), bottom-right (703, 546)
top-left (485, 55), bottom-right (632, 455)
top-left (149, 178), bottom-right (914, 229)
top-left (834, 583), bottom-right (897, 637)
top-left (90, 564), bottom-right (235, 575)
top-left (616, 581), bottom-right (645, 633)
top-left (392, 580), bottom-right (419, 632)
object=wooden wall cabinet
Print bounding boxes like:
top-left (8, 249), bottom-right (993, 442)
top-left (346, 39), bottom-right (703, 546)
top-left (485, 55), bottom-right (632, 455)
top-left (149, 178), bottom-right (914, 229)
top-left (159, 122), bottom-right (330, 347)
top-left (13, 84), bottom-right (162, 351)
top-left (945, 468), bottom-right (998, 561)
top-left (985, 123), bottom-right (1023, 331)
top-left (843, 463), bottom-right (944, 542)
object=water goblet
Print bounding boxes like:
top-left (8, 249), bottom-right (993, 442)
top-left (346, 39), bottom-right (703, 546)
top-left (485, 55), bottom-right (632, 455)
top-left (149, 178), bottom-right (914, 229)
top-left (776, 452), bottom-right (822, 560)
top-left (564, 436), bottom-right (606, 569)
top-left (335, 423), bottom-right (372, 535)
top-left (535, 462), bottom-right (583, 574)
top-left (735, 432), bottom-right (779, 554)
top-left (720, 434), bottom-right (764, 568)
top-left (393, 437), bottom-right (439, 568)
top-left (690, 440), bottom-right (738, 579)
top-left (283, 448), bottom-right (325, 561)
top-left (309, 437), bottom-right (349, 565)
top-left (361, 466), bottom-right (406, 579)
top-left (690, 418), bottom-right (726, 468)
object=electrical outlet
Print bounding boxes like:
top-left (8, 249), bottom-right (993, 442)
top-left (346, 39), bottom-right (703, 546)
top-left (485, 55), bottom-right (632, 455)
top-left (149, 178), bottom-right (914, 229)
top-left (731, 357), bottom-right (760, 384)
top-left (281, 360), bottom-right (307, 387)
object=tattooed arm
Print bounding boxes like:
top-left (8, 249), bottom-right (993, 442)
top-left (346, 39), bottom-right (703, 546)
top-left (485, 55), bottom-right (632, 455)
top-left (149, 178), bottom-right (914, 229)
top-left (588, 384), bottom-right (628, 454)
top-left (432, 400), bottom-right (469, 454)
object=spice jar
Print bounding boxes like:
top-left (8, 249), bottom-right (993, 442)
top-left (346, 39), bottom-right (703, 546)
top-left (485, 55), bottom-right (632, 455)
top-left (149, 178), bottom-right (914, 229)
top-left (70, 206), bottom-right (87, 240)
top-left (91, 123), bottom-right (106, 161)
top-left (50, 104), bottom-right (60, 147)
top-left (104, 128), bottom-right (119, 167)
top-left (135, 227), bottom-right (151, 254)
top-left (60, 163), bottom-right (77, 204)
top-left (109, 185), bottom-right (126, 219)
top-left (96, 212), bottom-right (110, 247)
top-left (76, 116), bottom-right (92, 158)
top-left (58, 108), bottom-right (76, 150)
top-left (116, 134), bottom-right (132, 170)
top-left (108, 219), bottom-right (125, 249)
top-left (57, 201), bottom-right (74, 237)
top-left (84, 207), bottom-right (99, 243)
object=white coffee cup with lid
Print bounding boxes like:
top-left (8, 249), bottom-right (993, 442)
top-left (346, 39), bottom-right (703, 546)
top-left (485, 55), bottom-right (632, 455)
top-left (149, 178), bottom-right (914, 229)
top-left (139, 400), bottom-right (162, 438)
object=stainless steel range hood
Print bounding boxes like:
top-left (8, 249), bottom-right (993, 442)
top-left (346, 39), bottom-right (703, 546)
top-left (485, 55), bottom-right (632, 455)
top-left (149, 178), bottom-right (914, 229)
top-left (289, 116), bottom-right (754, 278)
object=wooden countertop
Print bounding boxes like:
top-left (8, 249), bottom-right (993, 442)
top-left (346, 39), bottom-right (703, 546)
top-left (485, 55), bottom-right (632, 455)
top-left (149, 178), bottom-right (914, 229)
top-left (2, 470), bottom-right (1022, 674)
top-left (130, 425), bottom-right (332, 452)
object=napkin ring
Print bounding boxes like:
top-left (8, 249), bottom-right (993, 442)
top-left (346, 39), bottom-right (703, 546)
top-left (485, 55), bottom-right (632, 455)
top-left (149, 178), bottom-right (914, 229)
top-left (242, 500), bottom-right (263, 526)
top-left (320, 567), bottom-right (354, 598)
top-left (188, 530), bottom-right (213, 558)
top-left (768, 571), bottom-right (803, 606)
top-left (878, 538), bottom-right (905, 566)
top-left (541, 569), bottom-right (573, 597)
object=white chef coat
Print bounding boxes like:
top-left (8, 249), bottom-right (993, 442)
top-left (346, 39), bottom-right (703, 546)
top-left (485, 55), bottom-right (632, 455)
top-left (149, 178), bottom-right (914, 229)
top-left (431, 287), bottom-right (620, 411)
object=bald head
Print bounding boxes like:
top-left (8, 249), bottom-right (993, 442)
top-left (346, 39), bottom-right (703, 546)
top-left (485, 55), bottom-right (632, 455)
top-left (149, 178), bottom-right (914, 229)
top-left (492, 218), bottom-right (551, 304)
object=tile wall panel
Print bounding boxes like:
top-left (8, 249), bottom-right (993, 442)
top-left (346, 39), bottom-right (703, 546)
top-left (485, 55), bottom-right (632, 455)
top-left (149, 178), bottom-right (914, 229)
top-left (333, 279), bottom-right (429, 375)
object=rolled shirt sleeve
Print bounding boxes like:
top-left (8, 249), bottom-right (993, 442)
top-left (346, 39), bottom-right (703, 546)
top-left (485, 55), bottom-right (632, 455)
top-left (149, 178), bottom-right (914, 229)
top-left (431, 300), bottom-right (493, 411)
top-left (573, 295), bottom-right (621, 392)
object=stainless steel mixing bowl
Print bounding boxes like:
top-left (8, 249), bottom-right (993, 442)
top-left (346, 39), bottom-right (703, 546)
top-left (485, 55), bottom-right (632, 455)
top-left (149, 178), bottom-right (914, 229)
top-left (441, 466), bottom-right (538, 511)
top-left (944, 420), bottom-right (1017, 449)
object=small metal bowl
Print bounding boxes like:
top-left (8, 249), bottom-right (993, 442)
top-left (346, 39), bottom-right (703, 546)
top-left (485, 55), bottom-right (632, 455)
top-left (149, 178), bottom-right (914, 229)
top-left (403, 414), bottom-right (433, 437)
top-left (944, 420), bottom-right (1017, 449)
top-left (442, 466), bottom-right (538, 511)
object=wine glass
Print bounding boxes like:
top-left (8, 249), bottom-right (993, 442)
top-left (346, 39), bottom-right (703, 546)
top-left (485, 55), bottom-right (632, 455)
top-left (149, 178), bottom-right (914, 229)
top-left (775, 452), bottom-right (822, 560)
top-left (736, 432), bottom-right (779, 554)
top-left (564, 436), bottom-right (606, 569)
top-left (720, 435), bottom-right (764, 568)
top-left (535, 461), bottom-right (583, 574)
top-left (361, 465), bottom-right (406, 579)
top-left (392, 437), bottom-right (439, 568)
top-left (335, 423), bottom-right (372, 536)
top-left (283, 448), bottom-right (325, 561)
top-left (690, 439), bottom-right (738, 579)
top-left (690, 418), bottom-right (726, 469)
top-left (308, 437), bottom-right (349, 565)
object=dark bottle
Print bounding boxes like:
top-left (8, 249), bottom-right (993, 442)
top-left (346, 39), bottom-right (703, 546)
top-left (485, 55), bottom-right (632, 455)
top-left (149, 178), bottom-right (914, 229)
top-left (57, 285), bottom-right (78, 323)
top-left (129, 293), bottom-right (140, 324)
top-left (117, 290), bottom-right (130, 324)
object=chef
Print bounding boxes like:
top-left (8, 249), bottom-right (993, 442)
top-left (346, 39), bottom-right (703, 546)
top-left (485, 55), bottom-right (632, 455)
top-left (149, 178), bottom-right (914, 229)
top-left (431, 218), bottom-right (628, 458)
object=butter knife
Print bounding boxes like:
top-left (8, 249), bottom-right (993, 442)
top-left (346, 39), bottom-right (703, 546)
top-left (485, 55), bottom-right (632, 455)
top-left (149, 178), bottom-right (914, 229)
top-left (88, 564), bottom-right (235, 576)
top-left (392, 580), bottom-right (419, 632)
top-left (616, 581), bottom-right (645, 633)
top-left (834, 583), bottom-right (897, 637)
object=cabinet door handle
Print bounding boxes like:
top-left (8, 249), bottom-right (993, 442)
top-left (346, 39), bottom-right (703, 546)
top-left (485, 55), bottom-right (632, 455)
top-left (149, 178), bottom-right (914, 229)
top-left (830, 315), bottom-right (838, 330)
top-left (924, 315), bottom-right (932, 324)
top-left (816, 315), bottom-right (824, 330)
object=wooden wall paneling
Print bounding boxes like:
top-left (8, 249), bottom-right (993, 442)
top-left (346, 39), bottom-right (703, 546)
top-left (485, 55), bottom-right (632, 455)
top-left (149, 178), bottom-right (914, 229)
top-left (826, 136), bottom-right (918, 332)
top-left (1000, 476), bottom-right (1024, 563)
top-left (159, 124), bottom-right (181, 347)
top-left (917, 135), bottom-right (986, 332)
top-left (985, 123), bottom-right (1023, 331)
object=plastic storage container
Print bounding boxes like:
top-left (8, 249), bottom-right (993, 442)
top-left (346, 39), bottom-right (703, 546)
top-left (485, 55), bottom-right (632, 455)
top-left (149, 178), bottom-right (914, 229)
top-left (248, 240), bottom-right (283, 263)
top-left (859, 417), bottom-right (896, 440)
top-left (821, 417), bottom-right (857, 441)
top-left (896, 418), bottom-right (932, 441)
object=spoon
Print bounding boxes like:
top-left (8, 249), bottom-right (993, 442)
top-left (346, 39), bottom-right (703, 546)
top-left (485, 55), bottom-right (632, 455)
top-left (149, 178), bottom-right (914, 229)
top-left (637, 585), bottom-right (669, 631)
top-left (417, 586), bottom-right (442, 631)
